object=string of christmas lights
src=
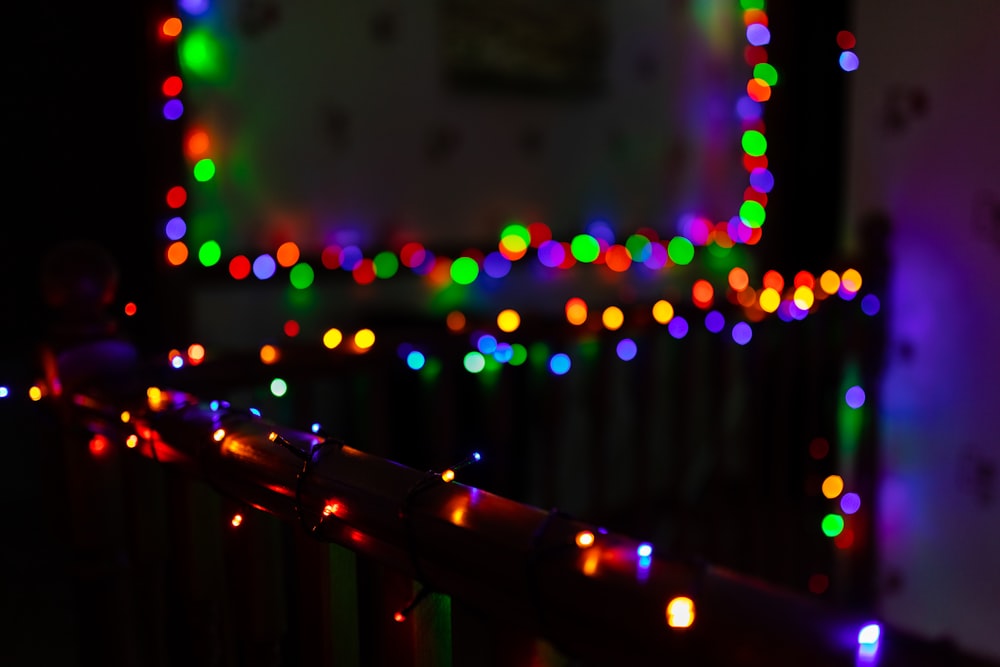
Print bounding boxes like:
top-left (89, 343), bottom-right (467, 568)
top-left (145, 0), bottom-right (828, 366)
top-left (45, 375), bottom-right (896, 665)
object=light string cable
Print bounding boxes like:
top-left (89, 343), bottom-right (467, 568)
top-left (268, 427), bottom-right (347, 536)
top-left (394, 449), bottom-right (483, 622)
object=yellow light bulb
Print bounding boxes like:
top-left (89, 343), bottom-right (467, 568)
top-left (666, 596), bottom-right (695, 628)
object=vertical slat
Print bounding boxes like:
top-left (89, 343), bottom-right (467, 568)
top-left (327, 543), bottom-right (362, 666)
top-left (450, 598), bottom-right (573, 667)
top-left (355, 559), bottom-right (417, 666)
top-left (4, 393), bottom-right (82, 665)
top-left (412, 589), bottom-right (452, 667)
top-left (164, 474), bottom-right (232, 666)
top-left (121, 453), bottom-right (169, 666)
top-left (60, 421), bottom-right (140, 666)
top-left (222, 509), bottom-right (287, 667)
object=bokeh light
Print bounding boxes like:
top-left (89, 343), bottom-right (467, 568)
top-left (322, 328), bottom-right (343, 349)
top-left (193, 158), bottom-right (215, 181)
top-left (260, 344), bottom-right (280, 364)
top-left (601, 306), bottom-right (624, 331)
top-left (253, 254), bottom-right (277, 280)
top-left (161, 17), bottom-right (183, 38)
top-left (229, 255), bottom-right (251, 280)
top-left (839, 51), bottom-right (860, 72)
top-left (616, 338), bottom-right (637, 361)
top-left (652, 300), bottom-right (674, 324)
top-left (845, 385), bottom-right (866, 408)
top-left (354, 329), bottom-right (375, 350)
top-left (821, 474), bottom-right (844, 499)
top-left (565, 298), bottom-right (588, 326)
top-left (451, 256), bottom-right (480, 285)
top-left (276, 242), bottom-right (300, 267)
top-left (570, 234), bottom-right (601, 263)
top-left (705, 311), bottom-right (725, 333)
top-left (809, 437), bottom-right (829, 460)
top-left (549, 353), bottom-right (571, 375)
top-left (166, 241), bottom-right (189, 266)
top-left (861, 294), bottom-right (880, 316)
top-left (464, 351), bottom-right (486, 373)
top-left (821, 513), bottom-right (844, 537)
top-left (666, 597), bottom-right (695, 629)
top-left (841, 492), bottom-right (861, 514)
top-left (198, 240), bottom-right (221, 266)
top-left (667, 316), bottom-right (688, 339)
top-left (163, 99), bottom-right (184, 120)
top-left (731, 321), bottom-right (752, 345)
top-left (289, 263), bottom-right (314, 289)
top-left (497, 309), bottom-right (521, 333)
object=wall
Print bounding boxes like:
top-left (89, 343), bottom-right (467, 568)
top-left (180, 0), bottom-right (747, 253)
top-left (844, 0), bottom-right (1000, 660)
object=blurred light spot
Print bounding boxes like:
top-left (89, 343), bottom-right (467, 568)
top-left (861, 294), bottom-right (880, 316)
top-left (666, 597), bottom-right (695, 628)
top-left (549, 353), bottom-right (571, 375)
top-left (163, 99), bottom-right (184, 120)
top-left (668, 316), bottom-right (688, 339)
top-left (840, 51), bottom-right (860, 72)
top-left (705, 311), bottom-right (725, 333)
top-left (821, 513), bottom-right (844, 537)
top-left (451, 256), bottom-right (479, 285)
top-left (464, 351), bottom-right (486, 373)
top-left (728, 267), bottom-right (750, 291)
top-left (809, 437), bottom-right (829, 460)
top-left (836, 30), bottom-right (856, 49)
top-left (616, 338), bottom-right (637, 361)
top-left (229, 255), bottom-right (251, 280)
top-left (406, 350), bottom-right (425, 370)
top-left (808, 573), bottom-right (829, 595)
top-left (652, 300), bottom-right (674, 324)
top-left (354, 329), bottom-right (375, 350)
top-left (483, 251), bottom-right (511, 278)
top-left (566, 298), bottom-right (588, 326)
top-left (253, 254), bottom-right (277, 280)
top-left (602, 306), bottom-right (624, 331)
top-left (446, 311), bottom-right (467, 332)
top-left (260, 345), bottom-right (279, 364)
top-left (845, 385), bottom-right (866, 408)
top-left (571, 234), bottom-right (601, 263)
top-left (841, 492), bottom-right (861, 514)
top-left (497, 309), bottom-right (520, 332)
top-left (821, 475), bottom-right (844, 499)
top-left (841, 268), bottom-right (862, 292)
top-left (731, 321), bottom-right (752, 345)
top-left (476, 334), bottom-right (497, 355)
top-left (692, 279), bottom-right (714, 308)
top-left (322, 328), bottom-right (343, 349)
top-left (166, 241), bottom-right (188, 266)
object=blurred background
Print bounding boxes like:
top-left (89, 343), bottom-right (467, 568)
top-left (2, 0), bottom-right (998, 665)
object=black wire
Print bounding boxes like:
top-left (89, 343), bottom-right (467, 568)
top-left (293, 435), bottom-right (345, 536)
top-left (398, 470), bottom-right (441, 584)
